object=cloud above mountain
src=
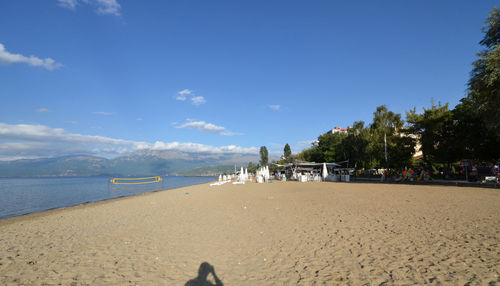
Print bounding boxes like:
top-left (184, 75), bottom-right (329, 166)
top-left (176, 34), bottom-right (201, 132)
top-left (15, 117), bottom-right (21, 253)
top-left (0, 122), bottom-right (256, 160)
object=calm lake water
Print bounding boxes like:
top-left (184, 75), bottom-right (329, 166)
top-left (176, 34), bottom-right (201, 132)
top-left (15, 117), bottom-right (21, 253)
top-left (0, 176), bottom-right (215, 220)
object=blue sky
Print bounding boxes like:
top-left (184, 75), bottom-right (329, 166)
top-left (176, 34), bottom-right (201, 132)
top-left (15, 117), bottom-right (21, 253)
top-left (0, 0), bottom-right (496, 160)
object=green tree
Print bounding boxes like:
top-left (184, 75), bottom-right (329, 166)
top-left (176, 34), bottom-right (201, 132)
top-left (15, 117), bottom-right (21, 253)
top-left (454, 98), bottom-right (500, 161)
top-left (259, 146), bottom-right (269, 166)
top-left (451, 7), bottom-right (500, 162)
top-left (283, 143), bottom-right (292, 162)
top-left (369, 105), bottom-right (415, 169)
top-left (297, 106), bottom-right (415, 168)
top-left (247, 162), bottom-right (258, 173)
top-left (406, 102), bottom-right (460, 166)
top-left (467, 7), bottom-right (500, 135)
top-left (341, 121), bottom-right (370, 169)
top-left (317, 132), bottom-right (346, 162)
top-left (296, 146), bottom-right (321, 162)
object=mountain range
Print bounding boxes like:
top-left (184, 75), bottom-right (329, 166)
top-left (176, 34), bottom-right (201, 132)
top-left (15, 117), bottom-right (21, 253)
top-left (0, 150), bottom-right (261, 178)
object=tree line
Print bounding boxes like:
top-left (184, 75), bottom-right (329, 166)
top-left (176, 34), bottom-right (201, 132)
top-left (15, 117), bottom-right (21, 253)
top-left (266, 8), bottom-right (500, 172)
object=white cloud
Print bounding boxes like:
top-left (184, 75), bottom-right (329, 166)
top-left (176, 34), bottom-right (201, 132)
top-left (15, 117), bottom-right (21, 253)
top-left (178, 89), bottom-right (193, 96)
top-left (175, 89), bottom-right (193, 101)
top-left (268, 104), bottom-right (280, 110)
top-left (36, 108), bottom-right (52, 113)
top-left (0, 123), bottom-right (136, 146)
top-left (175, 89), bottom-right (206, 106)
top-left (191, 96), bottom-right (206, 106)
top-left (0, 122), bottom-right (255, 160)
top-left (149, 142), bottom-right (257, 154)
top-left (58, 0), bottom-right (78, 9)
top-left (57, 0), bottom-right (121, 16)
top-left (95, 0), bottom-right (120, 16)
top-left (175, 120), bottom-right (238, 136)
top-left (93, 111), bottom-right (115, 115)
top-left (0, 43), bottom-right (62, 71)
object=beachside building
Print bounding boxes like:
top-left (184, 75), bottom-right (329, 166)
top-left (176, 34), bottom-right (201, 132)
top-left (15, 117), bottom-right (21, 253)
top-left (325, 126), bottom-right (348, 135)
top-left (395, 130), bottom-right (423, 159)
top-left (410, 134), bottom-right (423, 159)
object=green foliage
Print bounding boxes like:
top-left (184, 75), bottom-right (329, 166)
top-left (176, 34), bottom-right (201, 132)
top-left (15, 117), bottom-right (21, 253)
top-left (296, 146), bottom-right (320, 162)
top-left (247, 161), bottom-right (258, 173)
top-left (283, 143), bottom-right (292, 161)
top-left (406, 103), bottom-right (459, 164)
top-left (342, 121), bottom-right (370, 169)
top-left (293, 8), bottom-right (500, 168)
top-left (297, 105), bottom-right (415, 169)
top-left (454, 98), bottom-right (500, 161)
top-left (368, 105), bottom-right (415, 169)
top-left (403, 8), bottom-right (500, 164)
top-left (467, 7), bottom-right (500, 135)
top-left (317, 132), bottom-right (346, 162)
top-left (259, 146), bottom-right (269, 166)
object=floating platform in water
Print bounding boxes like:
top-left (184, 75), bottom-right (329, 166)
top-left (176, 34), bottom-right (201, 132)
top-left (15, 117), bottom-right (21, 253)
top-left (110, 176), bottom-right (163, 185)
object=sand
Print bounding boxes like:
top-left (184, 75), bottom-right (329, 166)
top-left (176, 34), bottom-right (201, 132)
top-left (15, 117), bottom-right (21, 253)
top-left (0, 181), bottom-right (499, 285)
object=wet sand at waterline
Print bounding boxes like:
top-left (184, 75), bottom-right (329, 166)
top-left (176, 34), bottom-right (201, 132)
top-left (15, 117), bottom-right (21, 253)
top-left (0, 182), bottom-right (499, 285)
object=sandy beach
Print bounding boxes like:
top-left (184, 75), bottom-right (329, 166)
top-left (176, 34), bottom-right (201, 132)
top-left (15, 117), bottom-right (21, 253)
top-left (0, 181), bottom-right (499, 285)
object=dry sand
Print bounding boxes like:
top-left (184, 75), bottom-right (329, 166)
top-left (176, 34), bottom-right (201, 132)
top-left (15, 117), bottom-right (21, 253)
top-left (0, 181), bottom-right (499, 285)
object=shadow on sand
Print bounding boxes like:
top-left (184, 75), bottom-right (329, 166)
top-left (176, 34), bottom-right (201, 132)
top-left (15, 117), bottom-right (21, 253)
top-left (185, 262), bottom-right (224, 286)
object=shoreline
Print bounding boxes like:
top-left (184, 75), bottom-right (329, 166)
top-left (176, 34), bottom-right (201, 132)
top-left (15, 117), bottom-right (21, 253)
top-left (1, 178), bottom-right (497, 223)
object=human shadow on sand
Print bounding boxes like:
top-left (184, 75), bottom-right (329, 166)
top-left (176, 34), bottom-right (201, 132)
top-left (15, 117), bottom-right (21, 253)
top-left (185, 262), bottom-right (224, 286)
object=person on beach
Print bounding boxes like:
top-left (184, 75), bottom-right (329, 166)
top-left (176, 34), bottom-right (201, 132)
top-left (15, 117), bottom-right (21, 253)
top-left (185, 262), bottom-right (223, 286)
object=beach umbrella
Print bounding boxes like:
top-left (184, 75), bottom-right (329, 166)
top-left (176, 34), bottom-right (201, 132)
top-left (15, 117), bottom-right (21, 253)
top-left (245, 168), bottom-right (248, 181)
top-left (322, 163), bottom-right (328, 179)
top-left (218, 174), bottom-right (222, 182)
top-left (240, 166), bottom-right (244, 181)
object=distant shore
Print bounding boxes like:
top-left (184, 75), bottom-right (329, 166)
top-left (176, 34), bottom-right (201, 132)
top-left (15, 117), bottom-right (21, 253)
top-left (0, 175), bottom-right (217, 179)
top-left (1, 182), bottom-right (499, 285)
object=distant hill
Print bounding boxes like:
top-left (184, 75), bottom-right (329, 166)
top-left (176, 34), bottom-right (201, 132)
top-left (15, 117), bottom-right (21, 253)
top-left (0, 150), bottom-right (260, 178)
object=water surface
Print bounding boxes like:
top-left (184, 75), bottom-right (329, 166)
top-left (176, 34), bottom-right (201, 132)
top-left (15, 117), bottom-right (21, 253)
top-left (0, 176), bottom-right (215, 219)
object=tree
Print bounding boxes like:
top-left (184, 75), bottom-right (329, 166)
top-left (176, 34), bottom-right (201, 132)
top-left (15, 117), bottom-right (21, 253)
top-left (406, 102), bottom-right (460, 165)
top-left (296, 106), bottom-right (415, 169)
top-left (467, 7), bottom-right (500, 135)
top-left (369, 105), bottom-right (415, 169)
top-left (283, 143), bottom-right (292, 162)
top-left (296, 146), bottom-right (322, 162)
top-left (317, 132), bottom-right (346, 162)
top-left (454, 98), bottom-right (500, 161)
top-left (451, 7), bottom-right (500, 163)
top-left (247, 162), bottom-right (258, 173)
top-left (341, 121), bottom-right (370, 169)
top-left (259, 146), bottom-right (269, 166)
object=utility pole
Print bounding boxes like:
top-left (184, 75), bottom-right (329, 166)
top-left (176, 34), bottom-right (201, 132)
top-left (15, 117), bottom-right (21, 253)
top-left (384, 132), bottom-right (388, 168)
